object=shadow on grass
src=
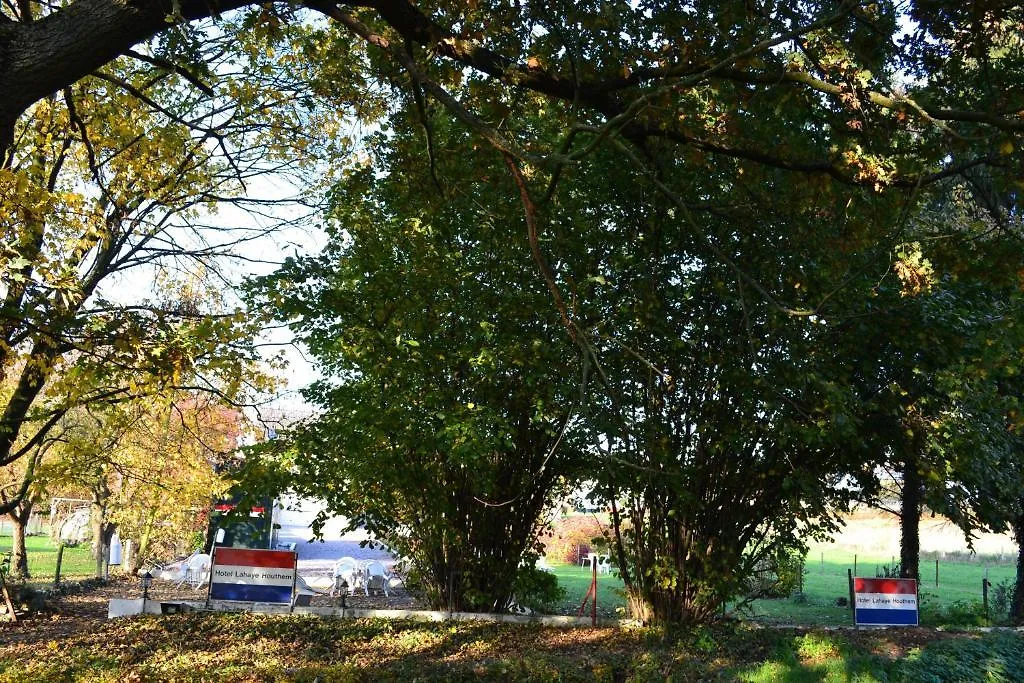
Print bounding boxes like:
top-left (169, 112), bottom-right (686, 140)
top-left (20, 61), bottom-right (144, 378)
top-left (2, 613), bottom-right (1022, 682)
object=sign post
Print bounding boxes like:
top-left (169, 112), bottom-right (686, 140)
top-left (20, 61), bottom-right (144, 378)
top-left (208, 548), bottom-right (297, 605)
top-left (853, 577), bottom-right (918, 626)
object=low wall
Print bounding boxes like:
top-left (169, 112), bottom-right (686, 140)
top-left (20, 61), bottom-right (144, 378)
top-left (108, 598), bottom-right (619, 627)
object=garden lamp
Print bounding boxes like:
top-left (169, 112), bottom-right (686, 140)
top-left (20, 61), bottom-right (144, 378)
top-left (141, 570), bottom-right (153, 603)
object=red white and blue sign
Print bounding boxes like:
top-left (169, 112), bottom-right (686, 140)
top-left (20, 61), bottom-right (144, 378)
top-left (853, 577), bottom-right (918, 626)
top-left (209, 548), bottom-right (296, 604)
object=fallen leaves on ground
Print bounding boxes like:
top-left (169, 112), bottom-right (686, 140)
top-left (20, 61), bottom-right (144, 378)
top-left (1, 579), bottom-right (1021, 681)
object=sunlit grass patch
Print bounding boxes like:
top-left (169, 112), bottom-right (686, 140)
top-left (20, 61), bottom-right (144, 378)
top-left (796, 632), bottom-right (842, 663)
top-left (1, 613), bottom-right (1021, 681)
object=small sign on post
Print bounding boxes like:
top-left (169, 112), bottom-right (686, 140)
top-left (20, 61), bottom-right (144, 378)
top-left (208, 548), bottom-right (297, 604)
top-left (853, 577), bottom-right (918, 626)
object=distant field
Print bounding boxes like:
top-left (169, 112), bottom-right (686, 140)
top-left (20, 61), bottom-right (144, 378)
top-left (549, 510), bottom-right (1021, 626)
top-left (826, 508), bottom-right (1018, 560)
top-left (0, 533), bottom-right (96, 583)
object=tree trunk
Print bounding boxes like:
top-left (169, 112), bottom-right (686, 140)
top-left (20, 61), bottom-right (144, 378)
top-left (122, 539), bottom-right (136, 575)
top-left (8, 515), bottom-right (28, 578)
top-left (1011, 509), bottom-right (1024, 626)
top-left (90, 490), bottom-right (115, 579)
top-left (6, 498), bottom-right (34, 578)
top-left (900, 453), bottom-right (922, 581)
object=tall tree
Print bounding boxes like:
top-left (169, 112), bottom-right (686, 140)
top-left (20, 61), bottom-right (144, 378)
top-left (39, 391), bottom-right (239, 575)
top-left (0, 24), bottom-right (362, 511)
top-left (822, 176), bottom-right (1024, 582)
top-left (534, 133), bottom-right (897, 623)
top-left (248, 115), bottom-right (582, 612)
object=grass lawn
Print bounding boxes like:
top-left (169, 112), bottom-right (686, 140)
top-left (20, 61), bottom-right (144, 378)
top-left (547, 563), bottom-right (627, 618)
top-left (2, 612), bottom-right (1022, 681)
top-left (547, 543), bottom-right (1019, 626)
top-left (0, 533), bottom-right (96, 584)
top-left (746, 545), bottom-right (1017, 627)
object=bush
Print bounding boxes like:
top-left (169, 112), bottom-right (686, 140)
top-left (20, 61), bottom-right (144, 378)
top-left (919, 597), bottom-right (988, 627)
top-left (990, 578), bottom-right (1017, 623)
top-left (510, 565), bottom-right (565, 613)
top-left (540, 515), bottom-right (610, 565)
top-left (746, 547), bottom-right (805, 598)
top-left (875, 562), bottom-right (901, 578)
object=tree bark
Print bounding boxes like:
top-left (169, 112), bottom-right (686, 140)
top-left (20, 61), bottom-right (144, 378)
top-left (6, 499), bottom-right (32, 578)
top-left (900, 453), bottom-right (922, 581)
top-left (1011, 509), bottom-right (1024, 626)
top-left (0, 0), bottom-right (614, 165)
top-left (0, 0), bottom-right (252, 152)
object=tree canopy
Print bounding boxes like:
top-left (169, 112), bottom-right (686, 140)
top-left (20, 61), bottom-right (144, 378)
top-left (3, 0), bottom-right (1024, 625)
top-left (1, 1), bottom-right (1022, 192)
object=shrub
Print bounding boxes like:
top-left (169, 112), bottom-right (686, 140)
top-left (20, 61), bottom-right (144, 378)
top-left (919, 597), bottom-right (988, 627)
top-left (990, 578), bottom-right (1017, 623)
top-left (875, 562), bottom-right (901, 578)
top-left (510, 565), bottom-right (566, 613)
top-left (540, 515), bottom-right (610, 564)
top-left (746, 547), bottom-right (805, 598)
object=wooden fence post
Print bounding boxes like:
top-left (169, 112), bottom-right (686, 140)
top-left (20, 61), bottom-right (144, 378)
top-left (54, 544), bottom-right (65, 588)
top-left (847, 569), bottom-right (856, 621)
top-left (983, 577), bottom-right (990, 623)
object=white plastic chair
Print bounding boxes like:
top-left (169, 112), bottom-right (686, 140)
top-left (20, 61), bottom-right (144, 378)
top-left (364, 560), bottom-right (389, 597)
top-left (596, 554), bottom-right (611, 575)
top-left (178, 553), bottom-right (211, 588)
top-left (331, 556), bottom-right (362, 596)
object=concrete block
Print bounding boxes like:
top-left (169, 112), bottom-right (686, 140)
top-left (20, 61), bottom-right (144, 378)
top-left (107, 598), bottom-right (163, 619)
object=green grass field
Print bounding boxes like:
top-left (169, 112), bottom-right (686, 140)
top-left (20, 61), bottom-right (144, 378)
top-left (0, 533), bottom-right (96, 584)
top-left (746, 544), bottom-right (1017, 626)
top-left (547, 543), bottom-right (1018, 626)
top-left (547, 563), bottom-right (628, 618)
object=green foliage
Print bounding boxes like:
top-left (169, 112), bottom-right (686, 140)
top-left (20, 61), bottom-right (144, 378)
top-left (510, 565), bottom-right (565, 613)
top-left (246, 112), bottom-right (585, 613)
top-left (898, 632), bottom-right (1024, 683)
top-left (747, 547), bottom-right (806, 599)
top-left (3, 0), bottom-right (1023, 634)
top-left (876, 562), bottom-right (902, 579)
top-left (919, 598), bottom-right (989, 628)
top-left (990, 578), bottom-right (1018, 622)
